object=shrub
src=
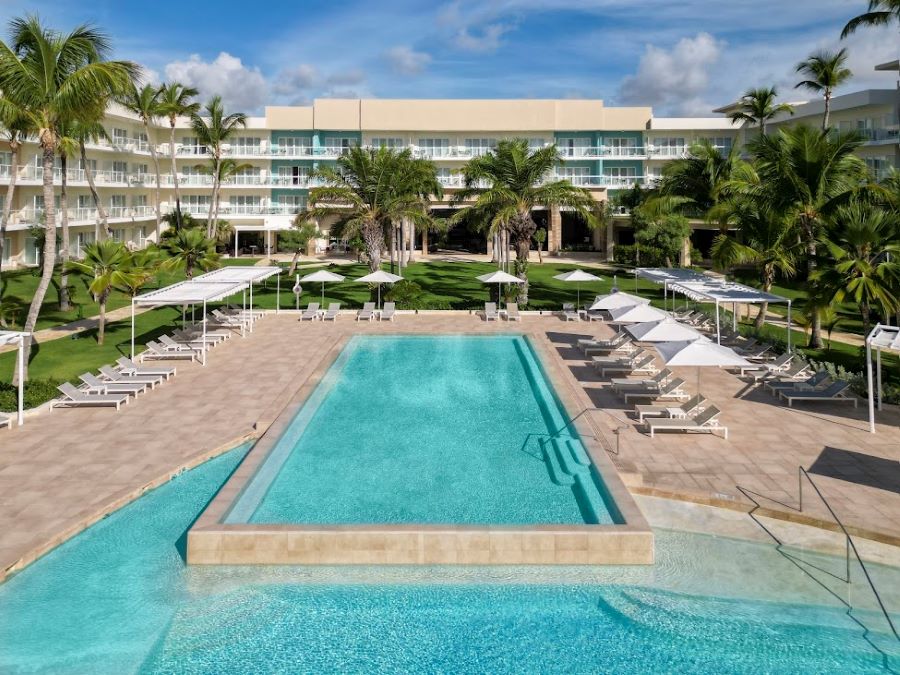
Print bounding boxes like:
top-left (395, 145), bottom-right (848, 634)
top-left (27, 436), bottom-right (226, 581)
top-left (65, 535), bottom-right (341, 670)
top-left (613, 244), bottom-right (667, 267)
top-left (0, 379), bottom-right (62, 412)
top-left (384, 279), bottom-right (426, 309)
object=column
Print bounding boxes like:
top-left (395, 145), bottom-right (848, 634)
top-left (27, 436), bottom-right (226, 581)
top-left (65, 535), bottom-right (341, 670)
top-left (604, 219), bottom-right (615, 261)
top-left (548, 205), bottom-right (562, 255)
top-left (486, 233), bottom-right (495, 260)
top-left (679, 234), bottom-right (692, 267)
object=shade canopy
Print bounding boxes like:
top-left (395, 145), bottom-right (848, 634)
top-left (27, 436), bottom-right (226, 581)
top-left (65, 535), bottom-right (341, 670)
top-left (607, 303), bottom-right (669, 323)
top-left (655, 338), bottom-right (751, 368)
top-left (193, 266), bottom-right (281, 284)
top-left (626, 317), bottom-right (703, 342)
top-left (636, 268), bottom-right (711, 285)
top-left (589, 292), bottom-right (651, 311)
top-left (553, 269), bottom-right (602, 283)
top-left (134, 281), bottom-right (247, 306)
top-left (356, 270), bottom-right (403, 284)
top-left (865, 324), bottom-right (900, 433)
top-left (477, 271), bottom-right (524, 284)
top-left (301, 270), bottom-right (346, 283)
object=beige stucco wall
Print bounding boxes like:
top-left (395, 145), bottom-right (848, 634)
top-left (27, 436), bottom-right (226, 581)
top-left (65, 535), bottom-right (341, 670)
top-left (265, 106), bottom-right (314, 129)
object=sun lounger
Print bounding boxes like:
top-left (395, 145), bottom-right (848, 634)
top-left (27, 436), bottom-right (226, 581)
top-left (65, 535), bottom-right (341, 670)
top-left (736, 352), bottom-right (793, 378)
top-left (357, 302), bottom-right (376, 321)
top-left (0, 413), bottom-right (10, 429)
top-left (636, 394), bottom-right (706, 422)
top-left (583, 338), bottom-right (638, 357)
top-left (506, 303), bottom-right (521, 321)
top-left (160, 334), bottom-right (206, 353)
top-left (561, 303), bottom-right (580, 321)
top-left (98, 365), bottom-right (163, 389)
top-left (323, 303), bottom-right (341, 321)
top-left (738, 342), bottom-right (775, 361)
top-left (381, 302), bottom-right (396, 321)
top-left (578, 332), bottom-right (627, 352)
top-left (764, 370), bottom-right (830, 394)
top-left (53, 383), bottom-right (129, 411)
top-left (142, 341), bottom-right (198, 362)
top-left (484, 302), bottom-right (498, 321)
top-left (173, 328), bottom-right (228, 345)
top-left (593, 352), bottom-right (657, 377)
top-left (116, 357), bottom-right (176, 380)
top-left (779, 381), bottom-right (857, 408)
top-left (646, 405), bottom-right (727, 439)
top-left (300, 302), bottom-right (320, 321)
top-left (80, 373), bottom-right (148, 396)
top-left (210, 309), bottom-right (248, 328)
top-left (622, 377), bottom-right (688, 403)
top-left (611, 368), bottom-right (672, 390)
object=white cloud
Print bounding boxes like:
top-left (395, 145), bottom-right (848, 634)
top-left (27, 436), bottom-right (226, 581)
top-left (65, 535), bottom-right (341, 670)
top-left (617, 32), bottom-right (723, 116)
top-left (273, 64), bottom-right (318, 94)
top-left (385, 45), bottom-right (432, 75)
top-left (164, 52), bottom-right (267, 112)
top-left (455, 23), bottom-right (512, 52)
top-left (326, 69), bottom-right (366, 86)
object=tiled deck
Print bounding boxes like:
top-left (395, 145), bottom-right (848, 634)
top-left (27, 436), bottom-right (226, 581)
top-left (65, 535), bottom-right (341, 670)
top-left (1, 312), bottom-right (898, 579)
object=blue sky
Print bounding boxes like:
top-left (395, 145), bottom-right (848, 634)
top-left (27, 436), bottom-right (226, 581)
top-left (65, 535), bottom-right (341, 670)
top-left (2, 0), bottom-right (896, 115)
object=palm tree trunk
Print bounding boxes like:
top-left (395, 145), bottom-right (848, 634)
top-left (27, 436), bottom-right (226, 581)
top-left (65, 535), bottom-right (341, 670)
top-left (97, 295), bottom-right (108, 345)
top-left (145, 120), bottom-right (162, 241)
top-left (407, 219), bottom-right (416, 263)
top-left (389, 224), bottom-right (396, 274)
top-left (0, 141), bottom-right (20, 281)
top-left (822, 91), bottom-right (831, 130)
top-left (363, 223), bottom-right (382, 273)
top-left (207, 159), bottom-right (219, 239)
top-left (19, 139), bottom-right (59, 380)
top-left (81, 142), bottom-right (111, 237)
top-left (170, 121), bottom-right (183, 230)
top-left (804, 221), bottom-right (822, 348)
top-left (860, 301), bottom-right (871, 338)
top-left (288, 249), bottom-right (301, 276)
top-left (59, 153), bottom-right (71, 311)
top-left (421, 227), bottom-right (428, 257)
top-left (754, 266), bottom-right (774, 329)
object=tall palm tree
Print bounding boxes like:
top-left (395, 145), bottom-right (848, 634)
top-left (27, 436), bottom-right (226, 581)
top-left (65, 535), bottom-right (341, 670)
top-left (161, 227), bottom-right (219, 278)
top-left (726, 87), bottom-right (795, 137)
top-left (814, 203), bottom-right (900, 335)
top-left (189, 96), bottom-right (247, 238)
top-left (452, 139), bottom-right (599, 303)
top-left (0, 107), bottom-right (30, 281)
top-left (0, 16), bottom-right (137, 373)
top-left (842, 0), bottom-right (900, 37)
top-left (119, 81), bottom-right (163, 240)
top-left (795, 49), bottom-right (853, 129)
top-left (747, 125), bottom-right (868, 347)
top-left (196, 157), bottom-right (252, 233)
top-left (56, 120), bottom-right (80, 311)
top-left (156, 82), bottom-right (199, 231)
top-left (72, 113), bottom-right (114, 239)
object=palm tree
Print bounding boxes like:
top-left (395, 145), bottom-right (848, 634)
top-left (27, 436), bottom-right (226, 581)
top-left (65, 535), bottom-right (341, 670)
top-left (0, 16), bottom-right (137, 373)
top-left (452, 139), bottom-right (599, 303)
top-left (56, 121), bottom-right (80, 311)
top-left (0, 107), bottom-right (30, 281)
top-left (119, 81), bottom-right (163, 240)
top-left (747, 125), bottom-right (868, 347)
top-left (66, 240), bottom-right (143, 345)
top-left (156, 82), bottom-right (199, 231)
top-left (813, 203), bottom-right (900, 335)
top-left (726, 87), bottom-right (794, 137)
top-left (795, 49), bottom-right (853, 129)
top-left (196, 157), bottom-right (252, 234)
top-left (303, 146), bottom-right (441, 272)
top-left (842, 0), bottom-right (900, 37)
top-left (72, 113), bottom-right (114, 239)
top-left (161, 228), bottom-right (219, 278)
top-left (189, 96), bottom-right (247, 238)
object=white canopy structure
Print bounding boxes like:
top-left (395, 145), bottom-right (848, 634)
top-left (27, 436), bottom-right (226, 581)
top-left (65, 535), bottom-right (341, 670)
top-left (626, 317), bottom-right (703, 343)
top-left (477, 270), bottom-right (524, 310)
top-left (588, 291), bottom-right (651, 311)
top-left (608, 303), bottom-right (669, 324)
top-left (356, 270), bottom-right (402, 308)
top-left (865, 324), bottom-right (900, 433)
top-left (300, 270), bottom-right (346, 306)
top-left (0, 331), bottom-right (29, 426)
top-left (655, 337), bottom-right (752, 390)
top-left (553, 269), bottom-right (603, 308)
top-left (194, 266), bottom-right (282, 320)
top-left (132, 281), bottom-right (247, 365)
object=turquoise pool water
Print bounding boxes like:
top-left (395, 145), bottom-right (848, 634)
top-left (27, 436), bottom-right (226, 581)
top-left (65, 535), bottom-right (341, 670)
top-left (1, 447), bottom-right (898, 673)
top-left (230, 335), bottom-right (619, 525)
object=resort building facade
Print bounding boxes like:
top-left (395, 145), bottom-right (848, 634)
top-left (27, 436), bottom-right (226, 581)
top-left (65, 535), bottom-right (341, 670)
top-left (1, 89), bottom-right (896, 267)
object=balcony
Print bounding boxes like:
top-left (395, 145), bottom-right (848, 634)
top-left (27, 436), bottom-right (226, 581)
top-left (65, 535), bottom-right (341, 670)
top-left (8, 205), bottom-right (157, 229)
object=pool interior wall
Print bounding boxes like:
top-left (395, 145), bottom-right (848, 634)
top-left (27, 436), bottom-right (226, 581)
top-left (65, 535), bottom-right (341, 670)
top-left (188, 334), bottom-right (654, 566)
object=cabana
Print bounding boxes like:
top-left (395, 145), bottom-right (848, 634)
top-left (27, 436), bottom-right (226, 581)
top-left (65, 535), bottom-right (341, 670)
top-left (636, 267), bottom-right (710, 311)
top-left (0, 331), bottom-right (29, 426)
top-left (131, 281), bottom-right (247, 365)
top-left (866, 324), bottom-right (900, 433)
top-left (193, 266), bottom-right (282, 329)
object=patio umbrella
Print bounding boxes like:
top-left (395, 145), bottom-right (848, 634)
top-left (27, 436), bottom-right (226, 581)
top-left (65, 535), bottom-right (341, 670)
top-left (589, 291), bottom-right (650, 311)
top-left (626, 317), bottom-right (703, 342)
top-left (356, 270), bottom-right (402, 308)
top-left (655, 337), bottom-right (752, 390)
top-left (477, 270), bottom-right (525, 310)
top-left (607, 303), bottom-right (668, 324)
top-left (553, 269), bottom-right (603, 309)
top-left (300, 269), bottom-right (346, 306)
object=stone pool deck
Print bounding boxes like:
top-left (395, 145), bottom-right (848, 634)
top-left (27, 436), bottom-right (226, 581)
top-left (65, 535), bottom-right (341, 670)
top-left (0, 312), bottom-right (898, 578)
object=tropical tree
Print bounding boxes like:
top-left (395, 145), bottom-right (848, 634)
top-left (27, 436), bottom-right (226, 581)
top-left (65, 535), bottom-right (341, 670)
top-left (813, 203), bottom-right (900, 335)
top-left (795, 49), bottom-right (853, 129)
top-left (189, 96), bottom-right (247, 238)
top-left (632, 211), bottom-right (692, 268)
top-left (196, 157), bottom-right (251, 236)
top-left (72, 112), bottom-right (114, 238)
top-left (56, 120), bottom-right (79, 310)
top-left (726, 87), bottom-right (794, 137)
top-left (119, 81), bottom-right (163, 239)
top-left (452, 139), bottom-right (600, 302)
top-left (746, 125), bottom-right (868, 347)
top-left (0, 16), bottom-right (137, 373)
top-left (285, 219), bottom-right (322, 275)
top-left (533, 228), bottom-right (547, 263)
top-left (66, 240), bottom-right (142, 344)
top-left (156, 82), bottom-right (199, 231)
top-left (841, 1), bottom-right (900, 38)
top-left (302, 146), bottom-right (441, 273)
top-left (0, 107), bottom-right (30, 280)
top-left (161, 227), bottom-right (219, 278)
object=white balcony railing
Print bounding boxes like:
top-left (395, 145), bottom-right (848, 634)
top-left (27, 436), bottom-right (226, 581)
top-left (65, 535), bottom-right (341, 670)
top-left (10, 205), bottom-right (157, 227)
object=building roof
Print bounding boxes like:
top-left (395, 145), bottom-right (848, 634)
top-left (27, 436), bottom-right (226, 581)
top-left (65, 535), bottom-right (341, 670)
top-left (669, 280), bottom-right (788, 304)
top-left (192, 266), bottom-right (281, 284)
top-left (648, 117), bottom-right (741, 131)
top-left (134, 281), bottom-right (248, 306)
top-left (636, 268), bottom-right (712, 284)
top-left (876, 60), bottom-right (899, 72)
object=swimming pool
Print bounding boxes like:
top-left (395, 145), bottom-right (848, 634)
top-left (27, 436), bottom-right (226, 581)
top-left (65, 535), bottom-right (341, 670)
top-left (1, 446), bottom-right (898, 672)
top-left (228, 335), bottom-right (619, 526)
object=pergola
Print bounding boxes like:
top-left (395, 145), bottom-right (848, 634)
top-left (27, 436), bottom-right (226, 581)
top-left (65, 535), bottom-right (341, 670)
top-left (131, 281), bottom-right (247, 365)
top-left (0, 331), bottom-right (29, 426)
top-left (636, 267), bottom-right (711, 311)
top-left (866, 324), bottom-right (900, 433)
top-left (193, 266), bottom-right (282, 327)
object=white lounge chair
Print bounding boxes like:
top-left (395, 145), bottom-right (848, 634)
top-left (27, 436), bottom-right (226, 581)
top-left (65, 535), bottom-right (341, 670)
top-left (484, 302), bottom-right (498, 321)
top-left (611, 368), bottom-right (672, 390)
top-left (116, 357), bottom-right (176, 380)
top-left (636, 394), bottom-right (706, 422)
top-left (54, 383), bottom-right (129, 410)
top-left (561, 303), bottom-right (580, 321)
top-left (764, 370), bottom-right (830, 394)
top-left (210, 309), bottom-right (247, 328)
top-left (98, 365), bottom-right (162, 389)
top-left (578, 332), bottom-right (628, 352)
top-left (593, 352), bottom-right (657, 377)
top-left (173, 328), bottom-right (228, 345)
top-left (380, 302), bottom-right (396, 321)
top-left (622, 377), bottom-right (688, 403)
top-left (357, 302), bottom-right (376, 321)
top-left (80, 373), bottom-right (147, 396)
top-left (142, 341), bottom-right (198, 362)
top-left (300, 302), bottom-right (320, 321)
top-left (506, 303), bottom-right (521, 321)
top-left (646, 405), bottom-right (728, 439)
top-left (780, 381), bottom-right (857, 408)
top-left (323, 303), bottom-right (341, 321)
top-left (0, 413), bottom-right (10, 429)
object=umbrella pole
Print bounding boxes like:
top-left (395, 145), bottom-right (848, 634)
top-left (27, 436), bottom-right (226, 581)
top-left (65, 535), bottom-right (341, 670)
top-left (321, 282), bottom-right (325, 307)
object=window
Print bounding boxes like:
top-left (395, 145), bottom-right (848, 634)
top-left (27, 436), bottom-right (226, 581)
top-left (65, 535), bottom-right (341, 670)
top-left (866, 157), bottom-right (892, 180)
top-left (24, 236), bottom-right (38, 265)
top-left (75, 232), bottom-right (95, 257)
top-left (134, 226), bottom-right (147, 247)
top-left (0, 151), bottom-right (10, 176)
top-left (111, 228), bottom-right (126, 242)
top-left (275, 194), bottom-right (306, 213)
top-left (112, 128), bottom-right (128, 146)
top-left (111, 161), bottom-right (128, 182)
top-left (652, 137), bottom-right (686, 156)
top-left (701, 137), bottom-right (733, 152)
top-left (464, 138), bottom-right (497, 156)
top-left (110, 195), bottom-right (126, 217)
top-left (528, 138), bottom-right (546, 150)
top-left (556, 137), bottom-right (592, 157)
top-left (233, 166), bottom-right (262, 185)
top-left (1, 236), bottom-right (9, 263)
top-left (371, 137), bottom-right (404, 149)
top-left (278, 137), bottom-right (312, 155)
top-left (182, 195), bottom-right (211, 214)
top-left (323, 137), bottom-right (355, 155)
top-left (79, 157), bottom-right (97, 172)
top-left (134, 163), bottom-right (148, 175)
top-left (232, 137), bottom-right (262, 154)
top-left (181, 137), bottom-right (206, 154)
top-left (557, 166), bottom-right (590, 186)
top-left (605, 138), bottom-right (639, 156)
top-left (278, 165), bottom-right (309, 185)
top-left (417, 138), bottom-right (450, 157)
top-left (230, 195), bottom-right (261, 213)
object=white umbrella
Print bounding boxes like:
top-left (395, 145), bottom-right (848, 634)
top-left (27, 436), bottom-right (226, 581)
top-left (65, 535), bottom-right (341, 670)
top-left (608, 303), bottom-right (669, 323)
top-left (553, 269), bottom-right (603, 309)
top-left (300, 269), bottom-right (346, 306)
top-left (356, 270), bottom-right (402, 308)
top-left (655, 337), bottom-right (752, 390)
top-left (477, 270), bottom-right (524, 310)
top-left (589, 291), bottom-right (650, 311)
top-left (626, 317), bottom-right (703, 342)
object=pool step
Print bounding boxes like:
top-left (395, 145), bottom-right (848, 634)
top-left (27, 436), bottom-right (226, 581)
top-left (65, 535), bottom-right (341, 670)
top-left (574, 472), bottom-right (607, 523)
top-left (552, 439), bottom-right (589, 476)
top-left (566, 439), bottom-right (592, 467)
top-left (541, 439), bottom-right (575, 486)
